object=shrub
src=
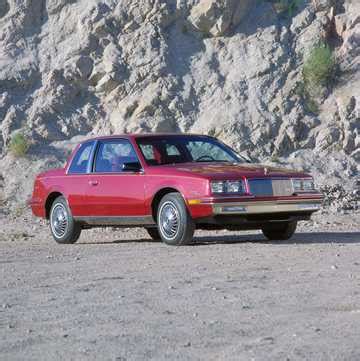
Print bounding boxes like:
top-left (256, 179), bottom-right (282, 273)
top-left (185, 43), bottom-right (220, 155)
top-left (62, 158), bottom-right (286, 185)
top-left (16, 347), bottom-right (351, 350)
top-left (271, 0), bottom-right (302, 18)
top-left (303, 44), bottom-right (336, 90)
top-left (304, 97), bottom-right (319, 114)
top-left (270, 154), bottom-right (280, 163)
top-left (9, 133), bottom-right (30, 158)
top-left (300, 44), bottom-right (336, 114)
top-left (295, 81), bottom-right (319, 115)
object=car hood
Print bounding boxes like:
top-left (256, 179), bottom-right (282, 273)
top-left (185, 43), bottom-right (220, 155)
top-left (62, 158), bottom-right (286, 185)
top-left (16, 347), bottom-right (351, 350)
top-left (159, 162), bottom-right (308, 179)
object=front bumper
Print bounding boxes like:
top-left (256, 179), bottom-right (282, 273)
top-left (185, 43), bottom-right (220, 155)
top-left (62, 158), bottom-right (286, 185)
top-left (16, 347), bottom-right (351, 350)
top-left (187, 194), bottom-right (323, 219)
top-left (212, 199), bottom-right (322, 215)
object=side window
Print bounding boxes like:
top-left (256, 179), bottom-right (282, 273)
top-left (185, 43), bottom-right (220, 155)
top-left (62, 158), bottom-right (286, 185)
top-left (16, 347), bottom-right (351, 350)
top-left (95, 139), bottom-right (139, 173)
top-left (68, 142), bottom-right (94, 174)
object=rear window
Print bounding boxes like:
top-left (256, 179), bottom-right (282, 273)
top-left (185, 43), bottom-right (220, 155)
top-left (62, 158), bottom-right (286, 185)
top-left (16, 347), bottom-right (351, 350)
top-left (68, 142), bottom-right (94, 174)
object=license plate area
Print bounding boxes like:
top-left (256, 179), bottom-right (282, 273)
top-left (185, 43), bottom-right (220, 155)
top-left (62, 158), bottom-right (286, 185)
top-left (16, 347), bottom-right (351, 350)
top-left (248, 179), bottom-right (293, 197)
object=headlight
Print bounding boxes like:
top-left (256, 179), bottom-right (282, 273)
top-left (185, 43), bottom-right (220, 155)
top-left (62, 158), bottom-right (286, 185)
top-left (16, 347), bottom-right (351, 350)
top-left (211, 181), bottom-right (225, 193)
top-left (303, 179), bottom-right (315, 191)
top-left (292, 178), bottom-right (315, 192)
top-left (211, 180), bottom-right (245, 194)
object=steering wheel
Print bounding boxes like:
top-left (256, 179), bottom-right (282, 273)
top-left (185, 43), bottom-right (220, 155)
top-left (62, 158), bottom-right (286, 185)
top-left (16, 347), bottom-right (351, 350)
top-left (196, 155), bottom-right (216, 162)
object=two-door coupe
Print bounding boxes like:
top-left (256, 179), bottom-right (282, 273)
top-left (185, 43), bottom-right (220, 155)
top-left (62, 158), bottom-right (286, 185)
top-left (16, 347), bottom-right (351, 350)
top-left (30, 134), bottom-right (323, 245)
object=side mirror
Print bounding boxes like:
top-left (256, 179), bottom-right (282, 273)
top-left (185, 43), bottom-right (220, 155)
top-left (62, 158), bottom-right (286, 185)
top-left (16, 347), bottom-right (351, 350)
top-left (122, 162), bottom-right (142, 172)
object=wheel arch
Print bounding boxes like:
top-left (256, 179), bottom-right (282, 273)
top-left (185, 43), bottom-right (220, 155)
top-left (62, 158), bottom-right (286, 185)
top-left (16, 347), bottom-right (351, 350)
top-left (45, 192), bottom-right (64, 219)
top-left (151, 187), bottom-right (187, 222)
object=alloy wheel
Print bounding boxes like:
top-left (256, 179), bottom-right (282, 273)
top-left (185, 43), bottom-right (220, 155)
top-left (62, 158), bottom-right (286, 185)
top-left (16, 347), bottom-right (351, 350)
top-left (50, 203), bottom-right (69, 238)
top-left (159, 201), bottom-right (180, 240)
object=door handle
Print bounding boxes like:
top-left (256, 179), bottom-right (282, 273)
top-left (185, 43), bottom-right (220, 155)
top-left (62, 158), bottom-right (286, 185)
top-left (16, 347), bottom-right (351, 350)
top-left (89, 180), bottom-right (99, 186)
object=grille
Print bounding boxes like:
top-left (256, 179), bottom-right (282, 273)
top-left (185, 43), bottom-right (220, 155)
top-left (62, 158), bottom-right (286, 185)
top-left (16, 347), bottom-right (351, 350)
top-left (248, 179), bottom-right (293, 197)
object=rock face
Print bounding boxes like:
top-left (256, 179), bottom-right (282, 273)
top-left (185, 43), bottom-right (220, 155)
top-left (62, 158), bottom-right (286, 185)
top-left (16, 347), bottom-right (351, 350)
top-left (188, 0), bottom-right (252, 37)
top-left (0, 0), bottom-right (358, 210)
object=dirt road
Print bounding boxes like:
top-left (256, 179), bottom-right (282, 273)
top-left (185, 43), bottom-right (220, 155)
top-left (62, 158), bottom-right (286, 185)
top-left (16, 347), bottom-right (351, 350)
top-left (0, 212), bottom-right (359, 360)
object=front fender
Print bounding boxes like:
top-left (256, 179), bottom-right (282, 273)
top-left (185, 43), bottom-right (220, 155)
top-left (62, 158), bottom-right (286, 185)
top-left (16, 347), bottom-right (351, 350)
top-left (145, 176), bottom-right (210, 219)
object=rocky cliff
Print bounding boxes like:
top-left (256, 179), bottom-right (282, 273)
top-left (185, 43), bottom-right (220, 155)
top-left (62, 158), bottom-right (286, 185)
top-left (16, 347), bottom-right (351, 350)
top-left (0, 0), bottom-right (359, 212)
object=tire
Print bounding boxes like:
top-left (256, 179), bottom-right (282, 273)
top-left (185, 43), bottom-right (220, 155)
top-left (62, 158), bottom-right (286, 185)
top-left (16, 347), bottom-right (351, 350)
top-left (145, 227), bottom-right (161, 241)
top-left (49, 196), bottom-right (81, 244)
top-left (157, 192), bottom-right (195, 246)
top-left (261, 221), bottom-right (297, 241)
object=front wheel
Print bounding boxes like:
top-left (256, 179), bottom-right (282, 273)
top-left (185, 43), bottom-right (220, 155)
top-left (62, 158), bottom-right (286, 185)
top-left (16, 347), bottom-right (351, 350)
top-left (157, 192), bottom-right (195, 246)
top-left (261, 221), bottom-right (297, 241)
top-left (50, 196), bottom-right (81, 244)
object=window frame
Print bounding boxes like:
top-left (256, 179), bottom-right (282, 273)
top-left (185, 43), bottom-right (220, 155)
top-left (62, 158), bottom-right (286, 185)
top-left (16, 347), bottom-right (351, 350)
top-left (67, 140), bottom-right (97, 175)
top-left (92, 138), bottom-right (142, 174)
top-left (136, 135), bottom-right (243, 166)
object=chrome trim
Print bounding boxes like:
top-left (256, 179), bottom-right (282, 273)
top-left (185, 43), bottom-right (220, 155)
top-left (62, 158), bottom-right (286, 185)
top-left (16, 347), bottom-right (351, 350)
top-left (198, 195), bottom-right (323, 204)
top-left (247, 178), bottom-right (294, 197)
top-left (212, 199), bottom-right (322, 215)
top-left (74, 215), bottom-right (155, 226)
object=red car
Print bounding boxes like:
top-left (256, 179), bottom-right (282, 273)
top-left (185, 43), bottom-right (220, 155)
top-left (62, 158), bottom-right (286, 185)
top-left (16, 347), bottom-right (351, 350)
top-left (30, 134), bottom-right (323, 245)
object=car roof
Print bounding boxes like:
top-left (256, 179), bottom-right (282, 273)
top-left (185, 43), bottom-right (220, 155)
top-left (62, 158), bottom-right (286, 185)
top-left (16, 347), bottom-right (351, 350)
top-left (82, 133), bottom-right (212, 143)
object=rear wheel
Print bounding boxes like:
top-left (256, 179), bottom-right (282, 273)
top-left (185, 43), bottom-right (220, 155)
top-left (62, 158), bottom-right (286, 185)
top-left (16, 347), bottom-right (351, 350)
top-left (50, 196), bottom-right (81, 244)
top-left (261, 221), bottom-right (297, 241)
top-left (157, 192), bottom-right (195, 246)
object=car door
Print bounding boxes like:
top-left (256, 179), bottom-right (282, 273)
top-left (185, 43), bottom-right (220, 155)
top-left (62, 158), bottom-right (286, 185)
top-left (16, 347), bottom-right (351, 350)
top-left (65, 140), bottom-right (96, 216)
top-left (83, 138), bottom-right (147, 218)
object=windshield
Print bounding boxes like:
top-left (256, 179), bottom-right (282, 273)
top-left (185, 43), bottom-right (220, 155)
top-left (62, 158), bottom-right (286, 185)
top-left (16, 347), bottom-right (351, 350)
top-left (136, 135), bottom-right (246, 166)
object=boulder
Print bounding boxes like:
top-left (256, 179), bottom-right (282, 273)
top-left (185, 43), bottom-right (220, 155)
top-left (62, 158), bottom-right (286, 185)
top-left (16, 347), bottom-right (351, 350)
top-left (311, 0), bottom-right (334, 12)
top-left (188, 0), bottom-right (252, 37)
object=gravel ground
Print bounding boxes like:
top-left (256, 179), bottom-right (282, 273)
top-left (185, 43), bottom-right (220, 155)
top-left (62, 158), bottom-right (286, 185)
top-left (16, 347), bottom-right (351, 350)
top-left (0, 210), bottom-right (360, 360)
